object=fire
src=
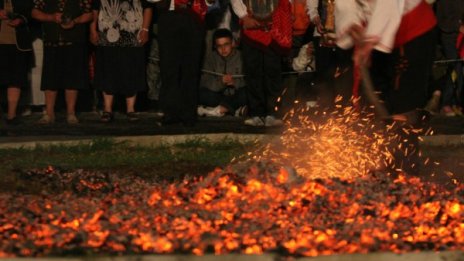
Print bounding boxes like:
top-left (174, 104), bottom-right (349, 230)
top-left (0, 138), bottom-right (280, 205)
top-left (0, 101), bottom-right (463, 257)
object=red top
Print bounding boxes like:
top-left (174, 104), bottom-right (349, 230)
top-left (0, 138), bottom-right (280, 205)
top-left (174, 0), bottom-right (207, 20)
top-left (242, 0), bottom-right (293, 51)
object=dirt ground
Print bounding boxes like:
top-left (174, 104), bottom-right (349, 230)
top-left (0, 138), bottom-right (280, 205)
top-left (418, 146), bottom-right (464, 186)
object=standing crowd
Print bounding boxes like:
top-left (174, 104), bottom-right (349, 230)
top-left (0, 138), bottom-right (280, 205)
top-left (1, 0), bottom-right (464, 127)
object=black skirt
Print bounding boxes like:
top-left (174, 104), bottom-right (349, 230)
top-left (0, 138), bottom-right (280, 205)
top-left (0, 44), bottom-right (32, 88)
top-left (94, 46), bottom-right (146, 97)
top-left (41, 44), bottom-right (89, 90)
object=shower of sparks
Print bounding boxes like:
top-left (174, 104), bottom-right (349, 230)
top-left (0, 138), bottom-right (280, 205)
top-left (248, 97), bottom-right (432, 179)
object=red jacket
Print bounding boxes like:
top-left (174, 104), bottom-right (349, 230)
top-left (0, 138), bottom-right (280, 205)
top-left (458, 32), bottom-right (464, 58)
top-left (242, 0), bottom-right (292, 52)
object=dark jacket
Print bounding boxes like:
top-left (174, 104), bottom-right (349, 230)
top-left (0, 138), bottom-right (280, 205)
top-left (0, 0), bottom-right (33, 51)
top-left (39, 0), bottom-right (89, 44)
top-left (436, 0), bottom-right (464, 33)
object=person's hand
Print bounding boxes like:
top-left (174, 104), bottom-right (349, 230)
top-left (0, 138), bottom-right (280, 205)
top-left (347, 23), bottom-right (365, 44)
top-left (346, 23), bottom-right (376, 66)
top-left (241, 15), bottom-right (260, 29)
top-left (90, 29), bottom-right (99, 45)
top-left (312, 15), bottom-right (323, 34)
top-left (0, 9), bottom-right (8, 20)
top-left (222, 74), bottom-right (234, 86)
top-left (138, 29), bottom-right (149, 45)
top-left (52, 12), bottom-right (63, 24)
top-left (61, 20), bottom-right (75, 29)
top-left (460, 24), bottom-right (464, 34)
top-left (7, 18), bottom-right (23, 27)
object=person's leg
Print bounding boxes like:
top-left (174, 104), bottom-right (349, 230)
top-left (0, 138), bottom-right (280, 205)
top-left (198, 88), bottom-right (222, 107)
top-left (440, 32), bottom-right (460, 114)
top-left (99, 91), bottom-right (114, 122)
top-left (390, 29), bottom-right (436, 115)
top-left (102, 91), bottom-right (114, 113)
top-left (44, 90), bottom-right (57, 119)
top-left (242, 43), bottom-right (265, 117)
top-left (7, 87), bottom-right (20, 120)
top-left (126, 95), bottom-right (136, 113)
top-left (178, 15), bottom-right (204, 125)
top-left (221, 86), bottom-right (246, 111)
top-left (65, 89), bottom-right (78, 116)
top-left (158, 13), bottom-right (184, 123)
top-left (125, 95), bottom-right (139, 121)
top-left (263, 48), bottom-right (283, 116)
top-left (37, 90), bottom-right (57, 124)
top-left (65, 89), bottom-right (79, 124)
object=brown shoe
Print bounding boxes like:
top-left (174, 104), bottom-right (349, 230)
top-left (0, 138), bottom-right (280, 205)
top-left (37, 114), bottom-right (55, 125)
top-left (67, 114), bottom-right (79, 125)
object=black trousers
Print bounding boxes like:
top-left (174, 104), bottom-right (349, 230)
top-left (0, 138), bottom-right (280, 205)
top-left (242, 43), bottom-right (282, 117)
top-left (370, 28), bottom-right (437, 114)
top-left (158, 11), bottom-right (204, 124)
top-left (198, 87), bottom-right (247, 113)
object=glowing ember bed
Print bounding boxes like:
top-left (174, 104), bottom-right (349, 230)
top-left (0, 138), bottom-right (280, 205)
top-left (1, 104), bottom-right (463, 257)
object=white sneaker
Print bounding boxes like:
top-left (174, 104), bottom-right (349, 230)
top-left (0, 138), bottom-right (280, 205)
top-left (197, 106), bottom-right (207, 116)
top-left (264, 115), bottom-right (283, 127)
top-left (244, 116), bottom-right (265, 126)
top-left (306, 100), bottom-right (318, 109)
top-left (21, 107), bottom-right (32, 116)
top-left (197, 106), bottom-right (224, 117)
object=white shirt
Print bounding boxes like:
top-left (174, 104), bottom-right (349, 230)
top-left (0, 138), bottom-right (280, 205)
top-left (335, 0), bottom-right (422, 53)
top-left (230, 0), bottom-right (312, 19)
top-left (230, 0), bottom-right (247, 18)
top-left (307, 0), bottom-right (319, 21)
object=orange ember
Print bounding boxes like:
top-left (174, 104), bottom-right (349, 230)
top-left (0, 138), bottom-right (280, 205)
top-left (0, 166), bottom-right (463, 257)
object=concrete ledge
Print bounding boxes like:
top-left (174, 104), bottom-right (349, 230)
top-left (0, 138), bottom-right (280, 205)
top-left (0, 133), bottom-right (275, 150)
top-left (1, 134), bottom-right (464, 150)
top-left (10, 251), bottom-right (464, 261)
top-left (295, 251), bottom-right (464, 261)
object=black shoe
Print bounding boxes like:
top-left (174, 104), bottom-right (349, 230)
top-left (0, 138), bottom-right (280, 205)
top-left (5, 117), bottom-right (21, 126)
top-left (100, 112), bottom-right (114, 123)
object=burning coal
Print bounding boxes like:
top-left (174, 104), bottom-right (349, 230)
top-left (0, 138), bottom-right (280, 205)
top-left (0, 101), bottom-right (462, 257)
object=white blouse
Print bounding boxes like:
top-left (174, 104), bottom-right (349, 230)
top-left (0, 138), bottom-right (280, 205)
top-left (335, 0), bottom-right (423, 53)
